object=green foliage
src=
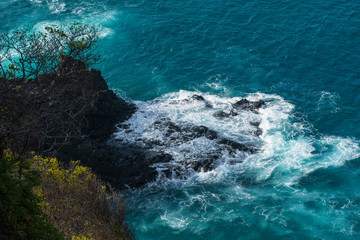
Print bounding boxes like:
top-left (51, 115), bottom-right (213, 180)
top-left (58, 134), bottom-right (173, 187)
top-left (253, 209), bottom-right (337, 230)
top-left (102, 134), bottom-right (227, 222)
top-left (33, 156), bottom-right (133, 240)
top-left (0, 22), bottom-right (99, 80)
top-left (0, 149), bottom-right (134, 240)
top-left (6, 64), bottom-right (19, 79)
top-left (0, 151), bottom-right (65, 240)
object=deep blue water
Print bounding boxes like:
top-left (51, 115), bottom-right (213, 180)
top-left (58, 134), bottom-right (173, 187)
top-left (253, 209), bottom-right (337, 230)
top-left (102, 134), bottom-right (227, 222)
top-left (2, 0), bottom-right (360, 239)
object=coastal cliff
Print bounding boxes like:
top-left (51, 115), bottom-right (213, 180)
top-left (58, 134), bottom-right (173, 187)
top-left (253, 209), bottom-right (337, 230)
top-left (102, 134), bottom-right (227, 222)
top-left (1, 57), bottom-right (265, 190)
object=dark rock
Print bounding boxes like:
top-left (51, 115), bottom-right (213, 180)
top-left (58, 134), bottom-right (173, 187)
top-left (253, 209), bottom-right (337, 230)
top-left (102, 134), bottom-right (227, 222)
top-left (254, 100), bottom-right (265, 109)
top-left (12, 57), bottom-right (141, 189)
top-left (204, 102), bottom-right (213, 108)
top-left (145, 152), bottom-right (173, 164)
top-left (229, 110), bottom-right (239, 117)
top-left (154, 120), bottom-right (218, 143)
top-left (213, 110), bottom-right (238, 118)
top-left (250, 122), bottom-right (261, 127)
top-left (254, 129), bottom-right (263, 136)
top-left (191, 95), bottom-right (206, 101)
top-left (234, 99), bottom-right (250, 106)
top-left (218, 138), bottom-right (256, 154)
top-left (233, 98), bottom-right (265, 112)
top-left (84, 90), bottom-right (135, 140)
top-left (163, 122), bottom-right (182, 135)
top-left (24, 57), bottom-right (136, 144)
top-left (250, 122), bottom-right (262, 136)
top-left (68, 141), bottom-right (174, 189)
top-left (108, 150), bottom-right (173, 188)
top-left (189, 125), bottom-right (218, 140)
top-left (191, 159), bottom-right (216, 172)
top-left (156, 151), bottom-right (221, 179)
top-left (162, 169), bottom-right (182, 179)
top-left (189, 94), bottom-right (213, 108)
top-left (214, 111), bottom-right (230, 118)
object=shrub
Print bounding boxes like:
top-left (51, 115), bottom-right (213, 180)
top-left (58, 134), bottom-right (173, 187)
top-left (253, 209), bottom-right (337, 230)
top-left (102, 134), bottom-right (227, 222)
top-left (32, 156), bottom-right (133, 240)
top-left (0, 150), bottom-right (65, 240)
top-left (0, 150), bottom-right (133, 240)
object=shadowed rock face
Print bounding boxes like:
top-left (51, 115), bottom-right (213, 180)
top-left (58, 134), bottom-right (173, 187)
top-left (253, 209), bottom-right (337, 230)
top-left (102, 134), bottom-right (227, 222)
top-left (54, 57), bottom-right (137, 141)
top-left (8, 57), bottom-right (138, 189)
top-left (21, 56), bottom-right (136, 143)
top-left (27, 57), bottom-right (170, 189)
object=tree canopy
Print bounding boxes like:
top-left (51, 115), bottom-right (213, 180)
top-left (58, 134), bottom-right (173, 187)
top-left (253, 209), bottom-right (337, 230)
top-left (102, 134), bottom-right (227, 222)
top-left (0, 22), bottom-right (99, 80)
top-left (0, 22), bottom-right (102, 157)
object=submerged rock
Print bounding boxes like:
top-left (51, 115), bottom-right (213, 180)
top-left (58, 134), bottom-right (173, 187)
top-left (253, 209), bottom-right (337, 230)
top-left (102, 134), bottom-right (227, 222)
top-left (118, 117), bottom-right (260, 183)
top-left (190, 94), bottom-right (213, 108)
top-left (108, 95), bottom-right (266, 187)
top-left (213, 111), bottom-right (231, 118)
top-left (250, 122), bottom-right (263, 136)
top-left (213, 110), bottom-right (238, 118)
top-left (213, 98), bottom-right (265, 119)
top-left (153, 120), bottom-right (218, 143)
top-left (218, 138), bottom-right (257, 154)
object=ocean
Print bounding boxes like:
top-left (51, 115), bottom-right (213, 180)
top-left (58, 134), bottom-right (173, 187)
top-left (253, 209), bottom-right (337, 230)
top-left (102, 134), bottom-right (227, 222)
top-left (1, 0), bottom-right (360, 239)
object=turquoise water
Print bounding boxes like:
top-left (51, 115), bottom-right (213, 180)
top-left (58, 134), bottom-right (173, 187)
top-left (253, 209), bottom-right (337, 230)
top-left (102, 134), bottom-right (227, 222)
top-left (2, 0), bottom-right (360, 239)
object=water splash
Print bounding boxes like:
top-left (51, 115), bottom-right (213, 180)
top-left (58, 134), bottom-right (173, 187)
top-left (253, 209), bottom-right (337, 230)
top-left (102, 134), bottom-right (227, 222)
top-left (120, 91), bottom-right (360, 240)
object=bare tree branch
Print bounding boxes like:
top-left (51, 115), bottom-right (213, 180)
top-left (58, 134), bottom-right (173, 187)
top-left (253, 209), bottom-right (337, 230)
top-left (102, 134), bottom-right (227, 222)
top-left (0, 22), bottom-right (100, 157)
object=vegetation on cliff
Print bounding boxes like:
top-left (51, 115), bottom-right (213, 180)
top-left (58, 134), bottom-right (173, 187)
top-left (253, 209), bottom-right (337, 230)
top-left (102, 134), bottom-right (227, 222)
top-left (0, 22), bottom-right (99, 80)
top-left (0, 151), bottom-right (64, 240)
top-left (0, 24), bottom-right (134, 239)
top-left (1, 151), bottom-right (133, 240)
top-left (0, 22), bottom-right (101, 156)
top-left (33, 155), bottom-right (132, 240)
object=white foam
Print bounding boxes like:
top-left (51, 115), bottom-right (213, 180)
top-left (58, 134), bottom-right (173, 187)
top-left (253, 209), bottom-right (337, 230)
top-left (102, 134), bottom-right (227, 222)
top-left (243, 93), bottom-right (359, 185)
top-left (80, 10), bottom-right (118, 38)
top-left (115, 90), bottom-right (360, 186)
top-left (116, 91), bottom-right (261, 139)
top-left (204, 74), bottom-right (231, 95)
top-left (47, 0), bottom-right (66, 14)
top-left (34, 10), bottom-right (117, 39)
top-left (316, 91), bottom-right (340, 113)
top-left (160, 211), bottom-right (192, 229)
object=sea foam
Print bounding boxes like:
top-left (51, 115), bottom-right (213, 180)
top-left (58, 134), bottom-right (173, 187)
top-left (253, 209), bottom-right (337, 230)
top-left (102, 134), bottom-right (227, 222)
top-left (115, 91), bottom-right (360, 187)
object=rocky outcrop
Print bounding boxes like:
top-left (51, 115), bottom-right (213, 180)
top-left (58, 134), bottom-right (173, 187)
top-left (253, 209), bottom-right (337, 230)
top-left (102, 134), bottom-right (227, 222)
top-left (4, 57), bottom-right (139, 188)
top-left (26, 57), bottom-right (172, 189)
top-left (4, 57), bottom-right (265, 190)
top-left (109, 93), bottom-right (265, 188)
top-left (213, 98), bottom-right (265, 119)
top-left (28, 56), bottom-right (136, 142)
